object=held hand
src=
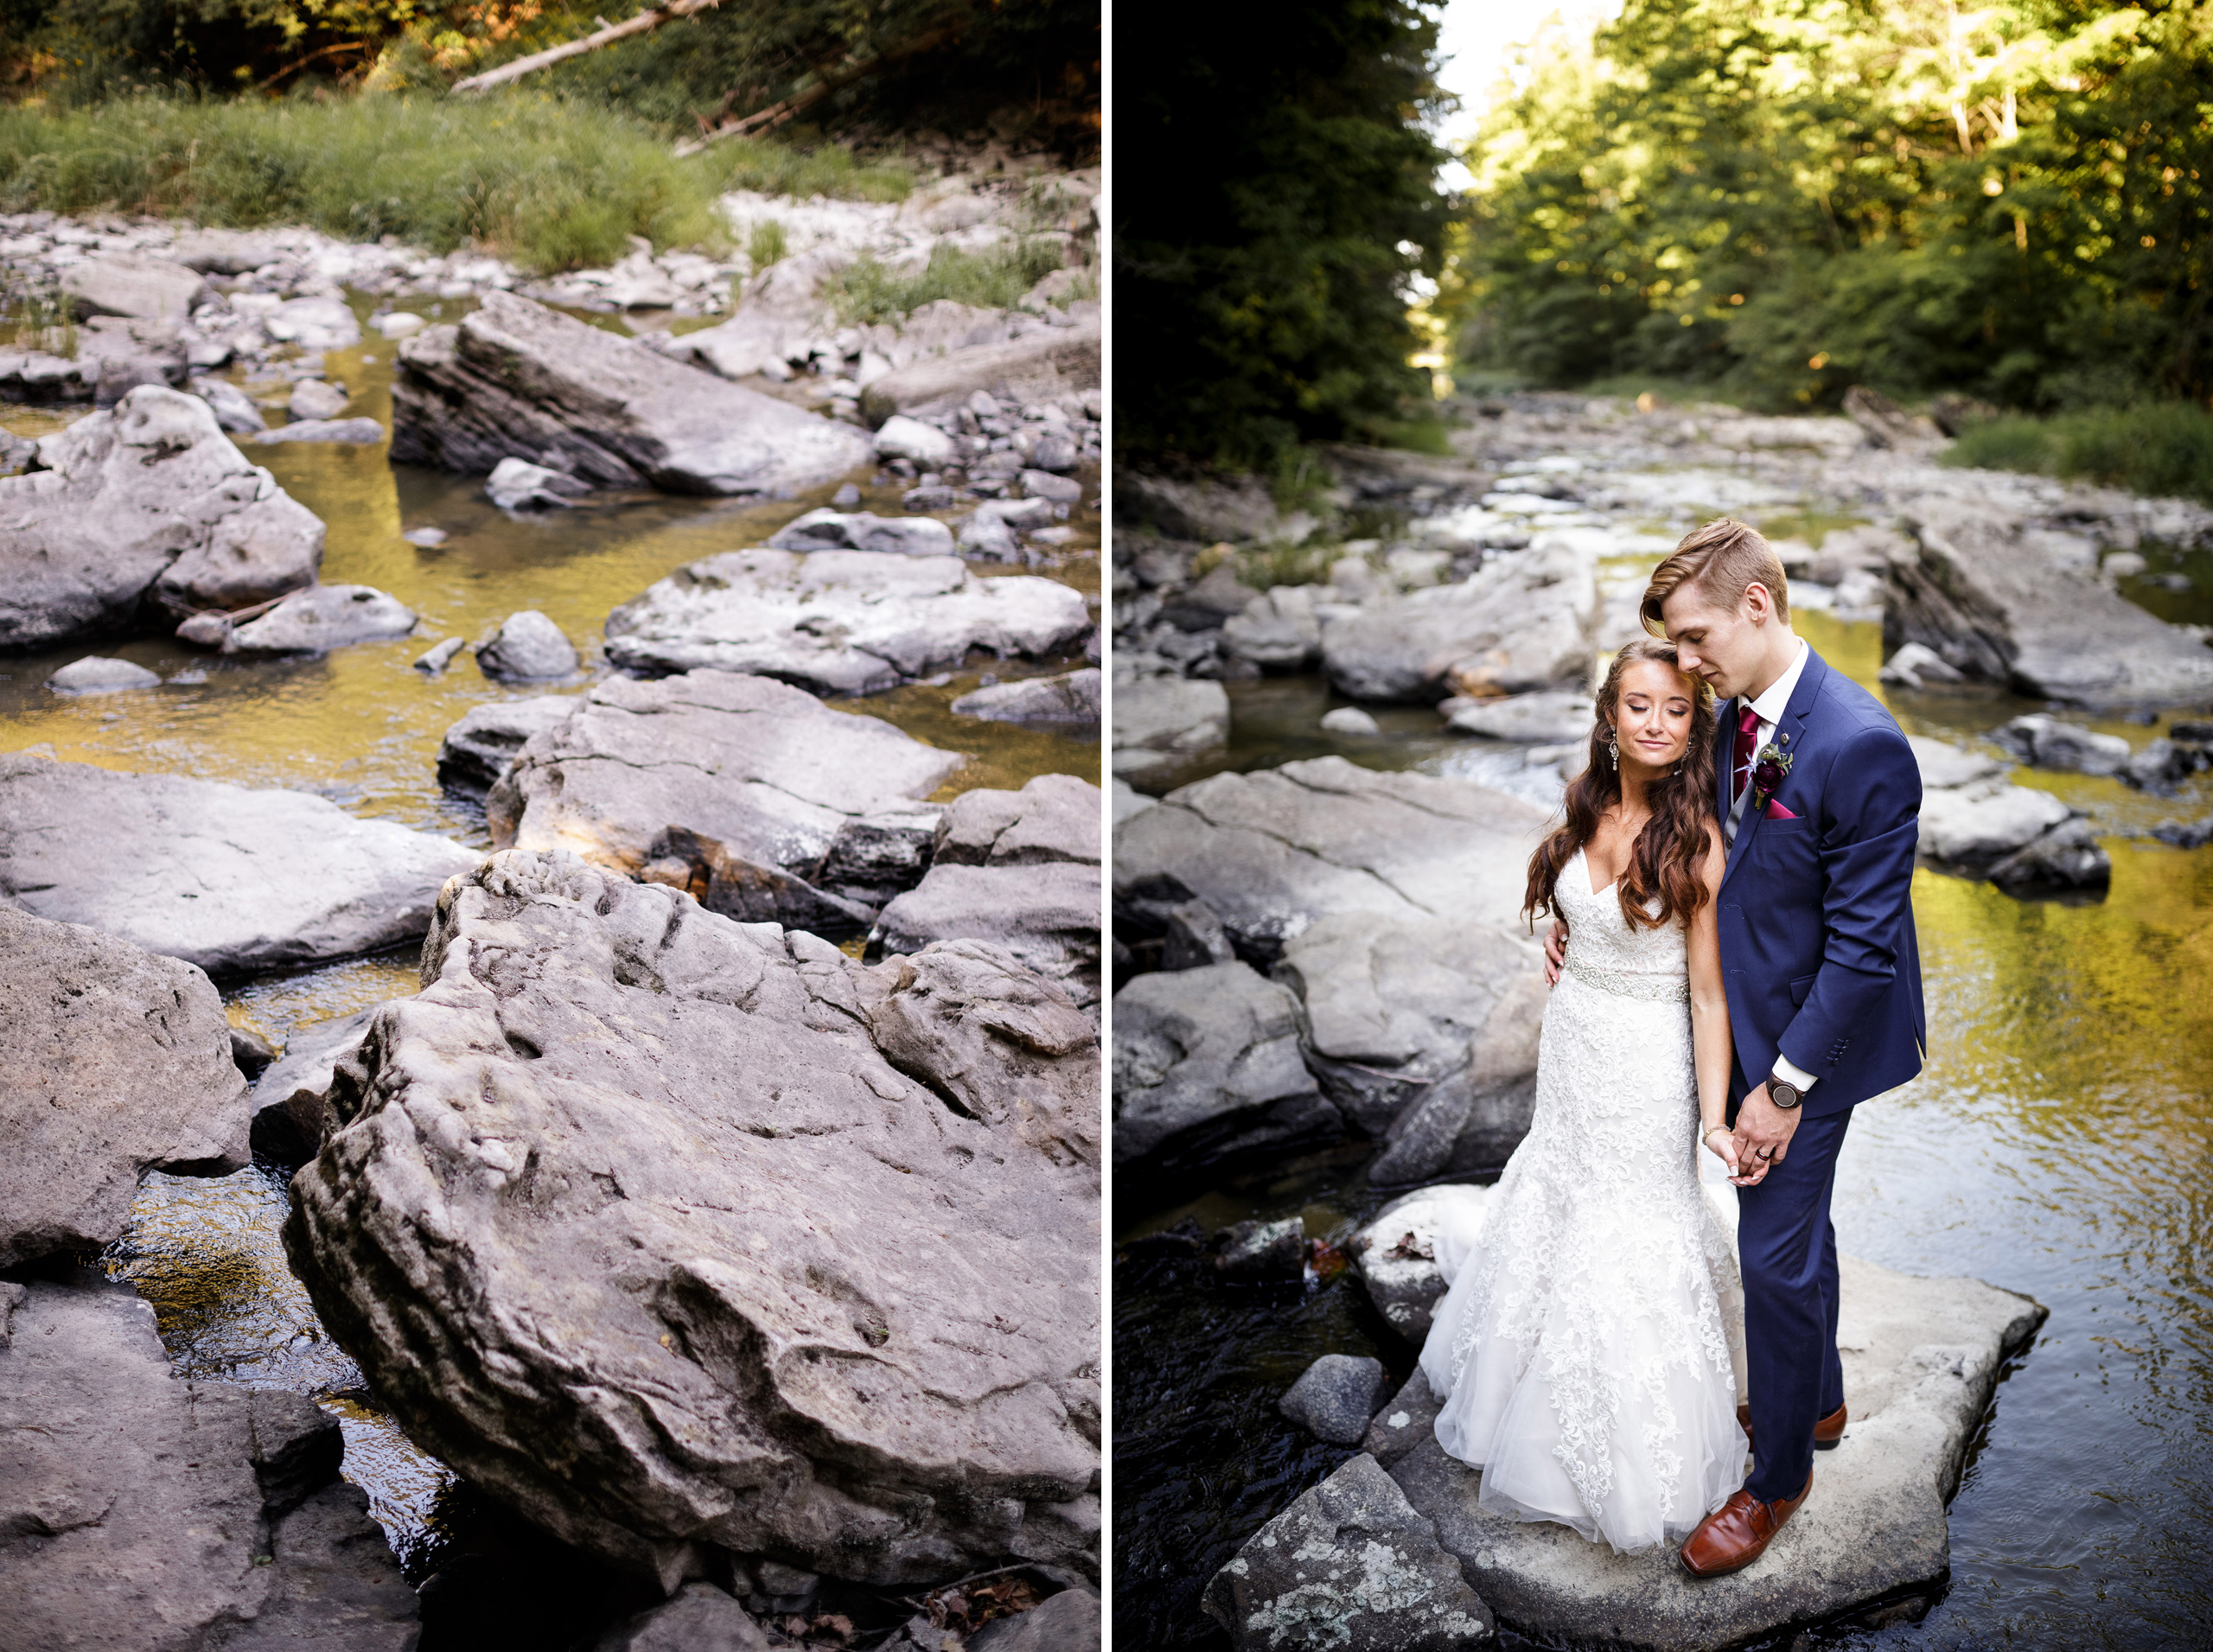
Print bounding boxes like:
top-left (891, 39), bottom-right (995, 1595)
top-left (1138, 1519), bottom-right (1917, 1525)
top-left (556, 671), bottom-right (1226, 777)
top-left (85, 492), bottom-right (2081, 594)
top-left (1730, 1082), bottom-right (1802, 1186)
top-left (1543, 918), bottom-right (1568, 985)
top-left (1701, 1126), bottom-right (1744, 1182)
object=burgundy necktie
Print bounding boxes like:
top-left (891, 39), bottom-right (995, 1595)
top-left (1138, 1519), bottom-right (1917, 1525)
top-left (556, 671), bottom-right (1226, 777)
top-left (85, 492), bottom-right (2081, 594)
top-left (1732, 705), bottom-right (1759, 803)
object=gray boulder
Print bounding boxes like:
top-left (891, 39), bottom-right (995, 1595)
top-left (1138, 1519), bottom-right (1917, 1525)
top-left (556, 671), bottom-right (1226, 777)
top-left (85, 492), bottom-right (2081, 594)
top-left (603, 548), bottom-right (1093, 695)
top-left (1022, 470), bottom-right (1083, 505)
top-left (1215, 1217), bottom-right (1306, 1280)
top-left (1112, 675), bottom-right (1229, 777)
top-left (768, 508), bottom-right (957, 558)
top-left (191, 376), bottom-right (267, 434)
top-left (255, 417), bottom-right (386, 446)
top-left (0, 1280), bottom-right (418, 1652)
top-left (248, 1009), bottom-right (376, 1164)
top-left (1321, 540), bottom-right (1598, 702)
top-left (477, 609), bottom-right (580, 681)
top-left (966, 1588), bottom-right (1100, 1652)
top-left (1387, 1255), bottom-right (2044, 1652)
top-left (1274, 912), bottom-right (1547, 1173)
top-left (265, 297), bottom-right (362, 352)
top-left (1113, 757), bottom-right (1551, 964)
top-left (1911, 739), bottom-right (2075, 868)
top-left (226, 584), bottom-right (417, 654)
top-left (47, 654), bottom-right (161, 693)
top-left (594, 1583), bottom-right (771, 1652)
top-left (873, 414), bottom-right (957, 466)
top-left (488, 670), bottom-right (960, 922)
top-left (392, 291), bottom-right (872, 496)
top-left (1348, 1184), bottom-right (1496, 1342)
top-left (1280, 1354), bottom-right (1390, 1445)
top-left (436, 694), bottom-right (580, 794)
top-left (931, 773), bottom-right (1100, 868)
top-left (1988, 714), bottom-right (2131, 776)
top-left (284, 852), bottom-right (1100, 1587)
top-left (58, 252), bottom-right (208, 320)
top-left (0, 907), bottom-right (246, 1268)
top-left (0, 385), bottom-right (322, 646)
top-left (0, 751), bottom-right (479, 976)
top-left (173, 228), bottom-right (285, 274)
top-left (1877, 640), bottom-right (1966, 690)
top-left (289, 379), bottom-right (350, 421)
top-left (1222, 584), bottom-right (1328, 671)
top-left (1888, 495), bottom-right (2213, 707)
top-left (1987, 816), bottom-right (2111, 892)
top-left (858, 320), bottom-right (1100, 425)
top-left (1319, 706), bottom-right (1381, 737)
top-left (1203, 1454), bottom-right (1494, 1651)
top-left (1445, 690), bottom-right (1596, 743)
top-left (485, 456), bottom-right (591, 508)
top-left (951, 667), bottom-right (1101, 727)
top-left (1112, 962), bottom-right (1340, 1172)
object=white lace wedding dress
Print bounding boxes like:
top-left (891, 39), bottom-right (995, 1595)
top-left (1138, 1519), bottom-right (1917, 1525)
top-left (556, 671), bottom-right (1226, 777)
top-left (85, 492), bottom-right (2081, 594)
top-left (1418, 847), bottom-right (1750, 1553)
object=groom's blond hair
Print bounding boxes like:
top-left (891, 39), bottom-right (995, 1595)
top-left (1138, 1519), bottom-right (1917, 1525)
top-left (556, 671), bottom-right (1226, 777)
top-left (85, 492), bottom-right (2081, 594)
top-left (1640, 518), bottom-right (1790, 639)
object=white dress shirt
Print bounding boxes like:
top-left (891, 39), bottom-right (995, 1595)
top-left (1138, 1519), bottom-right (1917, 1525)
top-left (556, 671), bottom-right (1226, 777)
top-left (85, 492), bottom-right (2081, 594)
top-left (1723, 635), bottom-right (1820, 1095)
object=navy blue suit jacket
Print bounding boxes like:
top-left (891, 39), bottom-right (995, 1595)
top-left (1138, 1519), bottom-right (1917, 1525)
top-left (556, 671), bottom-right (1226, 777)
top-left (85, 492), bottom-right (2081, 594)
top-left (1716, 647), bottom-right (1925, 1119)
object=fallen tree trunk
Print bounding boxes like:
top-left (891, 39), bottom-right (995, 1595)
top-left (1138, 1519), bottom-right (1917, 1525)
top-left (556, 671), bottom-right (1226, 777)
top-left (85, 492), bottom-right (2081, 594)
top-left (450, 0), bottom-right (723, 95)
top-left (673, 24), bottom-right (962, 155)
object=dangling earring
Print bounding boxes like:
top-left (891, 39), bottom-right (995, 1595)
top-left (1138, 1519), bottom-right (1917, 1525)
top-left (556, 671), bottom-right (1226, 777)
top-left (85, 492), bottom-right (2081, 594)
top-left (1607, 734), bottom-right (1618, 771)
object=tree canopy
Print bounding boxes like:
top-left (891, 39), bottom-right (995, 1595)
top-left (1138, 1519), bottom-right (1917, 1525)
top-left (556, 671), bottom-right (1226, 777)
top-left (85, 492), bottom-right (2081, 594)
top-left (1445, 0), bottom-right (2213, 410)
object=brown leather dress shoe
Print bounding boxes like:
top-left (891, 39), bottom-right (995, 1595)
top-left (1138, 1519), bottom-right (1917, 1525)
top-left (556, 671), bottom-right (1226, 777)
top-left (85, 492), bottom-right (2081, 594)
top-left (1679, 1472), bottom-right (1814, 1578)
top-left (1735, 1400), bottom-right (1847, 1449)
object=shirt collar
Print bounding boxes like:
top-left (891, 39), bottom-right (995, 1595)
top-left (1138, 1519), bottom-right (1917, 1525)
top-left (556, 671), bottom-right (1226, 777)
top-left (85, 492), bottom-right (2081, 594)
top-left (1745, 635), bottom-right (1809, 726)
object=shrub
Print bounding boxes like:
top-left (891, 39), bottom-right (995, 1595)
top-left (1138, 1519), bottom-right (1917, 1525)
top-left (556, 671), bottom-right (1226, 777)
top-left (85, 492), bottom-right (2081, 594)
top-left (1944, 405), bottom-right (2213, 507)
top-left (827, 237), bottom-right (1063, 325)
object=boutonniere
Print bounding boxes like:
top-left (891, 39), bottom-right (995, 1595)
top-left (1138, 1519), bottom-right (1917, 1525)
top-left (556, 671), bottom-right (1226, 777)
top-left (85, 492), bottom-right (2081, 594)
top-left (1751, 743), bottom-right (1792, 812)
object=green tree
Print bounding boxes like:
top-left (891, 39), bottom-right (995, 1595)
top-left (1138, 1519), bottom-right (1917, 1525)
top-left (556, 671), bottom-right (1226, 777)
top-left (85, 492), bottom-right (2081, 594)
top-left (1113, 0), bottom-right (1452, 468)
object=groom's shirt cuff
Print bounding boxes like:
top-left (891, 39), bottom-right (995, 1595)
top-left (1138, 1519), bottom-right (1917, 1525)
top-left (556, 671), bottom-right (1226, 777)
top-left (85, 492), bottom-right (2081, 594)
top-left (1771, 1053), bottom-right (1819, 1092)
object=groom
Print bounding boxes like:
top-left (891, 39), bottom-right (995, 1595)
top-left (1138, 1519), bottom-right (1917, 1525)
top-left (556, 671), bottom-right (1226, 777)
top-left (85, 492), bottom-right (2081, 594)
top-left (1552, 519), bottom-right (1925, 1574)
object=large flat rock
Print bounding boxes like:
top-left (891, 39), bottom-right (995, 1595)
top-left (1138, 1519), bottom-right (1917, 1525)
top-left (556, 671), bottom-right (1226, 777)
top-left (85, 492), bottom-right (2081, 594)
top-left (1113, 756), bottom-right (1551, 965)
top-left (0, 384), bottom-right (323, 647)
top-left (0, 1279), bottom-right (418, 1652)
top-left (390, 290), bottom-right (871, 496)
top-left (484, 670), bottom-right (961, 925)
top-left (858, 320), bottom-right (1100, 424)
top-left (1320, 539), bottom-right (1599, 702)
top-left (0, 907), bottom-right (246, 1267)
top-left (1889, 495), bottom-right (2213, 708)
top-left (603, 548), bottom-right (1094, 695)
top-left (284, 851), bottom-right (1100, 1588)
top-left (1384, 1253), bottom-right (2046, 1652)
top-left (0, 752), bottom-right (480, 976)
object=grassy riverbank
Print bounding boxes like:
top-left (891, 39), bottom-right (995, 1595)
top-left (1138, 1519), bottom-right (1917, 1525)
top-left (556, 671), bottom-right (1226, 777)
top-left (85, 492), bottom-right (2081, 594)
top-left (0, 95), bottom-right (913, 271)
top-left (1943, 405), bottom-right (2213, 508)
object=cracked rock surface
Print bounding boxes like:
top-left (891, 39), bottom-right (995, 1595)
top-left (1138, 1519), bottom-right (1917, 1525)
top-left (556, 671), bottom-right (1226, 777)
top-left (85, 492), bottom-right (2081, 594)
top-left (486, 670), bottom-right (961, 926)
top-left (0, 751), bottom-right (480, 976)
top-left (0, 1278), bottom-right (418, 1652)
top-left (0, 384), bottom-right (322, 646)
top-left (0, 906), bottom-right (247, 1267)
top-left (284, 851), bottom-right (1100, 1588)
top-left (603, 548), bottom-right (1094, 695)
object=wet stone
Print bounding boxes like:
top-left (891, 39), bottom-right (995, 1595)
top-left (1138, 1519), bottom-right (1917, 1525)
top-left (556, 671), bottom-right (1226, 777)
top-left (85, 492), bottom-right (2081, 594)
top-left (1214, 1217), bottom-right (1305, 1281)
top-left (1280, 1354), bottom-right (1391, 1445)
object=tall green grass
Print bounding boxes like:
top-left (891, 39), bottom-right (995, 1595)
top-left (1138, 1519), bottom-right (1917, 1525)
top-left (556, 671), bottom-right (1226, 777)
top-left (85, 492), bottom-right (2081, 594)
top-left (0, 95), bottom-right (911, 273)
top-left (1942, 405), bottom-right (2213, 507)
top-left (829, 238), bottom-right (1065, 326)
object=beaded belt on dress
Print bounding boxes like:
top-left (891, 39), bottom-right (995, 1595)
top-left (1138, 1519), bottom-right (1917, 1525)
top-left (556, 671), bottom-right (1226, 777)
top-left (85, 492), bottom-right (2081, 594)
top-left (1563, 954), bottom-right (1691, 1004)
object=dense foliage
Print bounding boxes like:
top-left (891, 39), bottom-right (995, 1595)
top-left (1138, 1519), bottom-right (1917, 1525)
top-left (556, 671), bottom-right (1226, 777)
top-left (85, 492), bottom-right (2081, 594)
top-left (1447, 0), bottom-right (2213, 411)
top-left (1113, 0), bottom-right (1452, 468)
top-left (0, 0), bottom-right (1098, 154)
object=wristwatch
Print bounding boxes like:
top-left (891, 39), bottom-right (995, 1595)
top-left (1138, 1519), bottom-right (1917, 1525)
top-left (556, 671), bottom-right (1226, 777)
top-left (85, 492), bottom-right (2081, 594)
top-left (1768, 1069), bottom-right (1804, 1111)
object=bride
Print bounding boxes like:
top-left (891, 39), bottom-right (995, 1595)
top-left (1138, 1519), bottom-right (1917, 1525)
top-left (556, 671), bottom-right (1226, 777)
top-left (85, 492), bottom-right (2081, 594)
top-left (1419, 637), bottom-right (1759, 1553)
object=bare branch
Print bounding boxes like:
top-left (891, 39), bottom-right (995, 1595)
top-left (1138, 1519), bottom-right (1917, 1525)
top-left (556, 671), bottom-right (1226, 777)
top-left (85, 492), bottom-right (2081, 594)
top-left (450, 0), bottom-right (724, 96)
top-left (673, 24), bottom-right (962, 156)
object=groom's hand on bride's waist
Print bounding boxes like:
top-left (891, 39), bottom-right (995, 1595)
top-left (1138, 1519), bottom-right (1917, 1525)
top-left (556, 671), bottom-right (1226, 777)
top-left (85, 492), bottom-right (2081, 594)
top-left (1543, 918), bottom-right (1568, 985)
top-left (1731, 1082), bottom-right (1802, 1183)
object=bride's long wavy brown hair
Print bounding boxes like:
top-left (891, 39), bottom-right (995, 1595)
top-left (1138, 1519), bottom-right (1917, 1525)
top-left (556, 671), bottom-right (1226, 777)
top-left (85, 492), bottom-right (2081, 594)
top-left (1523, 638), bottom-right (1719, 934)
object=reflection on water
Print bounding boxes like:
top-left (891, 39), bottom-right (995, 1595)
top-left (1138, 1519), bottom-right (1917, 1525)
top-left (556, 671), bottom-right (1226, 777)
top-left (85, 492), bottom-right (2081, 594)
top-left (321, 1391), bottom-right (463, 1580)
top-left (1113, 607), bottom-right (2213, 1649)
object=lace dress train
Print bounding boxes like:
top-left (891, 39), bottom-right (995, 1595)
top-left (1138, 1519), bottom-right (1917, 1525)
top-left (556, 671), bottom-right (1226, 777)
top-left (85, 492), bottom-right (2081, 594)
top-left (1418, 849), bottom-right (1749, 1553)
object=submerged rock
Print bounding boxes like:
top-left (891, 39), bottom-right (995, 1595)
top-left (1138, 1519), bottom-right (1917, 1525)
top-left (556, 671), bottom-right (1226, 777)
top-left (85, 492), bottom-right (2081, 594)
top-left (0, 751), bottom-right (479, 976)
top-left (391, 291), bottom-right (873, 496)
top-left (0, 1280), bottom-right (418, 1651)
top-left (1215, 1217), bottom-right (1306, 1281)
top-left (1387, 1253), bottom-right (2045, 1652)
top-left (950, 667), bottom-right (1102, 727)
top-left (485, 456), bottom-right (591, 510)
top-left (284, 851), bottom-right (1100, 1587)
top-left (487, 670), bottom-right (960, 922)
top-left (477, 609), bottom-right (580, 681)
top-left (0, 385), bottom-right (323, 646)
top-left (226, 584), bottom-right (417, 654)
top-left (603, 548), bottom-right (1092, 695)
top-left (1889, 496), bottom-right (2213, 708)
top-left (1203, 1453), bottom-right (1494, 1652)
top-left (1988, 714), bottom-right (2131, 776)
top-left (436, 693), bottom-right (579, 794)
top-left (1113, 962), bottom-right (1339, 1174)
top-left (46, 654), bottom-right (161, 693)
top-left (1280, 1355), bottom-right (1390, 1445)
top-left (1907, 735), bottom-right (2106, 886)
top-left (0, 907), bottom-right (246, 1267)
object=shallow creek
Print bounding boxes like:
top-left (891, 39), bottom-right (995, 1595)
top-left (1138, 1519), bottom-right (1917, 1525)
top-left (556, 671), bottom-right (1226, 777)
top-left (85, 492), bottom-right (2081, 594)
top-left (1114, 597), bottom-right (2213, 1647)
top-left (3, 298), bottom-right (1100, 1592)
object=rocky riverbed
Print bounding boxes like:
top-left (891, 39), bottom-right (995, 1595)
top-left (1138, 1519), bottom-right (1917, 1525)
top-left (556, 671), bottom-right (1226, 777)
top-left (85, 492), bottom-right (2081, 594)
top-left (1111, 395), bottom-right (2213, 1650)
top-left (3, 165), bottom-right (1103, 1650)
